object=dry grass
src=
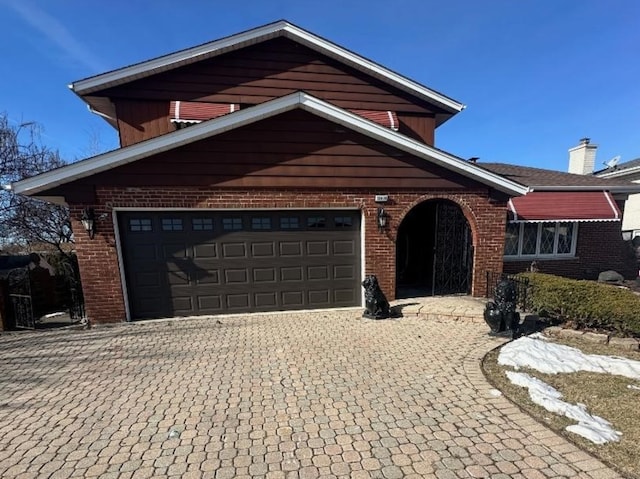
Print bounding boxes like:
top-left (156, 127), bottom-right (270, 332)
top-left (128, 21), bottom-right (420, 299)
top-left (483, 337), bottom-right (640, 479)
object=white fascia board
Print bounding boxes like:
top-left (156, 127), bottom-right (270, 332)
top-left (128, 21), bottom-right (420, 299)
top-left (70, 21), bottom-right (464, 114)
top-left (530, 185), bottom-right (640, 193)
top-left (597, 166), bottom-right (640, 179)
top-left (12, 91), bottom-right (522, 197)
top-left (298, 95), bottom-right (527, 196)
top-left (11, 92), bottom-right (306, 196)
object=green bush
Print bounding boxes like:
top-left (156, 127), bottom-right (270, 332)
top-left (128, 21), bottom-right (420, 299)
top-left (519, 273), bottom-right (640, 338)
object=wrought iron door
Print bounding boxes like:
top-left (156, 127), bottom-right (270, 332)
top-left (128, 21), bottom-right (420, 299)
top-left (7, 268), bottom-right (35, 329)
top-left (432, 202), bottom-right (473, 295)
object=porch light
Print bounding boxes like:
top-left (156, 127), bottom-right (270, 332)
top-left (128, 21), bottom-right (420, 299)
top-left (81, 208), bottom-right (96, 239)
top-left (377, 207), bottom-right (388, 231)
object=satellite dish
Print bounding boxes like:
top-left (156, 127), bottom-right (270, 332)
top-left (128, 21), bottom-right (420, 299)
top-left (604, 155), bottom-right (621, 169)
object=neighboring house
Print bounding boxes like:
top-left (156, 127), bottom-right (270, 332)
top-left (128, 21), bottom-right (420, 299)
top-left (479, 162), bottom-right (638, 279)
top-left (594, 157), bottom-right (640, 239)
top-left (6, 21), bottom-right (640, 324)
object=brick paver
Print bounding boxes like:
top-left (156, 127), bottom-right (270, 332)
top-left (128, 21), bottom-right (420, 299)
top-left (0, 310), bottom-right (621, 478)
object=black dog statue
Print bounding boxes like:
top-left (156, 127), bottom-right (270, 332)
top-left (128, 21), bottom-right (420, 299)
top-left (483, 278), bottom-right (520, 337)
top-left (362, 275), bottom-right (390, 319)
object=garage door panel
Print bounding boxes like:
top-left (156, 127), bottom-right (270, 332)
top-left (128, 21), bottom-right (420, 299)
top-left (119, 210), bottom-right (361, 319)
top-left (253, 268), bottom-right (277, 283)
top-left (308, 265), bottom-right (329, 280)
top-left (307, 241), bottom-right (329, 256)
top-left (280, 241), bottom-right (303, 256)
top-left (282, 291), bottom-right (304, 307)
top-left (251, 242), bottom-right (275, 257)
top-left (281, 267), bottom-right (303, 282)
top-left (222, 242), bottom-right (247, 258)
top-left (227, 294), bottom-right (250, 309)
top-left (193, 243), bottom-right (217, 258)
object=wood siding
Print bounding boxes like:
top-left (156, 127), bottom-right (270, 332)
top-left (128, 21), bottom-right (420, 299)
top-left (115, 99), bottom-right (173, 146)
top-left (397, 114), bottom-right (435, 145)
top-left (105, 37), bottom-right (441, 145)
top-left (63, 110), bottom-right (478, 191)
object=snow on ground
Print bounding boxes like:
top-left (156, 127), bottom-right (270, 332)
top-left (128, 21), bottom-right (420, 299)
top-left (498, 334), bottom-right (640, 444)
top-left (506, 371), bottom-right (622, 444)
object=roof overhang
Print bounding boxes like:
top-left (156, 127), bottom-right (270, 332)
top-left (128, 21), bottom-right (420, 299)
top-left (508, 191), bottom-right (621, 223)
top-left (70, 20), bottom-right (464, 126)
top-left (596, 166), bottom-right (640, 179)
top-left (9, 92), bottom-right (526, 198)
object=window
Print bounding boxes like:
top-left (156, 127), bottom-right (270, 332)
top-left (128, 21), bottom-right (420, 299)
top-left (280, 217), bottom-right (299, 229)
top-left (504, 222), bottom-right (577, 258)
top-left (192, 218), bottom-right (213, 231)
top-left (307, 216), bottom-right (326, 228)
top-left (251, 217), bottom-right (271, 230)
top-left (223, 218), bottom-right (243, 231)
top-left (162, 218), bottom-right (183, 231)
top-left (334, 216), bottom-right (353, 227)
top-left (129, 218), bottom-right (152, 232)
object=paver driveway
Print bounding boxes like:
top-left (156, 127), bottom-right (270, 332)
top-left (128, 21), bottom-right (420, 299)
top-left (0, 310), bottom-right (620, 478)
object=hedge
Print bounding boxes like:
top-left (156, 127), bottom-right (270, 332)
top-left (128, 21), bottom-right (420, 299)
top-left (518, 272), bottom-right (640, 338)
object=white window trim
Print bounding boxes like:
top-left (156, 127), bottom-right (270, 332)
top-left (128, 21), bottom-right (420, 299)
top-left (504, 222), bottom-right (579, 260)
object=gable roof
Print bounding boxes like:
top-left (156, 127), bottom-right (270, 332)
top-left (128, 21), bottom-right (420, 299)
top-left (70, 20), bottom-right (464, 125)
top-left (480, 162), bottom-right (640, 192)
top-left (9, 92), bottom-right (526, 198)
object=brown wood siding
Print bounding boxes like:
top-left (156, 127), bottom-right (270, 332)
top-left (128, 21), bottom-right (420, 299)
top-left (397, 114), bottom-right (435, 145)
top-left (60, 110), bottom-right (477, 192)
top-left (115, 99), bottom-right (173, 147)
top-left (102, 38), bottom-right (441, 134)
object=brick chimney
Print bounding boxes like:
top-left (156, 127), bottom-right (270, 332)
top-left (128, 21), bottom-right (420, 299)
top-left (568, 137), bottom-right (597, 175)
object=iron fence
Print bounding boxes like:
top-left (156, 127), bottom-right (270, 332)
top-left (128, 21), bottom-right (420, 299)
top-left (485, 271), bottom-right (531, 312)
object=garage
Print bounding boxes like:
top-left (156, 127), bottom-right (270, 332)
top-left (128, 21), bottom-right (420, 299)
top-left (117, 210), bottom-right (362, 319)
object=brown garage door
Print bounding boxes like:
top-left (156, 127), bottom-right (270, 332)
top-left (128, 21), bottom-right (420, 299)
top-left (118, 210), bottom-right (361, 319)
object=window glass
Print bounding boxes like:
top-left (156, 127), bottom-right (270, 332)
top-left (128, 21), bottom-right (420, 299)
top-left (280, 217), bottom-right (299, 229)
top-left (192, 218), bottom-right (213, 231)
top-left (557, 222), bottom-right (574, 254)
top-left (129, 218), bottom-right (152, 232)
top-left (251, 217), bottom-right (271, 230)
top-left (335, 216), bottom-right (353, 227)
top-left (521, 223), bottom-right (538, 255)
top-left (504, 223), bottom-right (520, 256)
top-left (223, 218), bottom-right (243, 231)
top-left (307, 216), bottom-right (326, 228)
top-left (161, 218), bottom-right (183, 231)
top-left (539, 222), bottom-right (556, 255)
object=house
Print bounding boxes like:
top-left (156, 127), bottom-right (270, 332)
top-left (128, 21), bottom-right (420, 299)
top-left (479, 160), bottom-right (639, 279)
top-left (594, 155), bottom-right (640, 239)
top-left (6, 21), bottom-right (639, 324)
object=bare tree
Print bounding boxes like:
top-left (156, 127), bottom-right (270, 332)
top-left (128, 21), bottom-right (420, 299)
top-left (0, 113), bottom-right (72, 255)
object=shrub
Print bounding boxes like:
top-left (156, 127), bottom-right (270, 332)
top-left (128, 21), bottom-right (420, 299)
top-left (519, 272), bottom-right (640, 338)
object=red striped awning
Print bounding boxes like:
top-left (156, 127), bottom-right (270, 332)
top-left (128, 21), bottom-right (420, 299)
top-left (350, 109), bottom-right (399, 131)
top-left (170, 101), bottom-right (240, 123)
top-left (508, 191), bottom-right (621, 222)
top-left (169, 101), bottom-right (399, 130)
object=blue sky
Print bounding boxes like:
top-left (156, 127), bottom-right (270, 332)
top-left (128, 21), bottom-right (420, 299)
top-left (0, 0), bottom-right (638, 170)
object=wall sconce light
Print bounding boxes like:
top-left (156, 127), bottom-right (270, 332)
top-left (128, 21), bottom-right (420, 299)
top-left (377, 207), bottom-right (388, 232)
top-left (81, 207), bottom-right (96, 239)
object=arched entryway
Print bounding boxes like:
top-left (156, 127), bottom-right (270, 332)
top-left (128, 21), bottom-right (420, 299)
top-left (396, 199), bottom-right (473, 297)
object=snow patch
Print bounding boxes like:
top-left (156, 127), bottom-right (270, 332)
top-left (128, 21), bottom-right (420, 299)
top-left (498, 336), bottom-right (640, 380)
top-left (506, 371), bottom-right (621, 444)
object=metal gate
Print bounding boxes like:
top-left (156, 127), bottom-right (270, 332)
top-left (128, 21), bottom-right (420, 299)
top-left (432, 202), bottom-right (473, 295)
top-left (7, 267), bottom-right (35, 329)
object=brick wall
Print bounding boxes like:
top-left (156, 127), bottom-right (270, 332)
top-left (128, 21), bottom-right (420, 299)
top-left (70, 186), bottom-right (507, 324)
top-left (503, 221), bottom-right (636, 280)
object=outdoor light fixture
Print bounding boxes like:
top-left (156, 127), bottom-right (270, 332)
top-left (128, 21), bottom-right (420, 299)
top-left (81, 208), bottom-right (96, 239)
top-left (377, 207), bottom-right (388, 232)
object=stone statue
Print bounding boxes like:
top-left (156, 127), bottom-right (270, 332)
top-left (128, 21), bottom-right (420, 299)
top-left (362, 275), bottom-right (390, 319)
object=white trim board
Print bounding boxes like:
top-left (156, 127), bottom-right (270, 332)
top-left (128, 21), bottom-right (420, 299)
top-left (70, 21), bottom-right (464, 116)
top-left (10, 92), bottom-right (528, 197)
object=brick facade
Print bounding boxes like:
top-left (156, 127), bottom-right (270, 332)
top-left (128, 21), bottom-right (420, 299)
top-left (503, 221), bottom-right (636, 280)
top-left (70, 187), bottom-right (507, 324)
